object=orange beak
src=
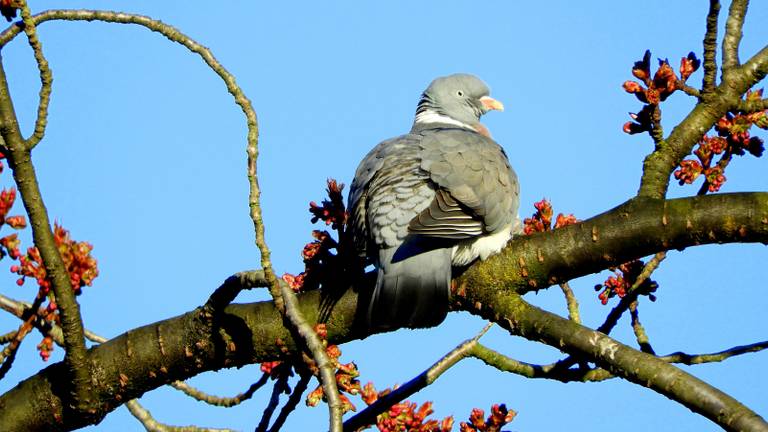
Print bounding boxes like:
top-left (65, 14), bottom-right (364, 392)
top-left (480, 95), bottom-right (504, 112)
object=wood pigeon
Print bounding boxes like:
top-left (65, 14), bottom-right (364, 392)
top-left (348, 73), bottom-right (520, 330)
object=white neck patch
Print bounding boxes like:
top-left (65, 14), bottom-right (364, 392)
top-left (414, 109), bottom-right (474, 131)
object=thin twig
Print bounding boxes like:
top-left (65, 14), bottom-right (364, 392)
top-left (629, 301), bottom-right (655, 354)
top-left (0, 329), bottom-right (16, 343)
top-left (558, 282), bottom-right (581, 323)
top-left (169, 374), bottom-right (269, 408)
top-left (678, 82), bottom-right (701, 98)
top-left (255, 371), bottom-right (290, 432)
top-left (125, 400), bottom-right (237, 432)
top-left (17, 0), bottom-right (52, 149)
top-left (470, 338), bottom-right (768, 383)
top-left (279, 282), bottom-right (343, 428)
top-left (267, 372), bottom-right (312, 432)
top-left (596, 251), bottom-right (667, 336)
top-left (702, 0), bottom-right (720, 92)
top-left (343, 323), bottom-right (493, 432)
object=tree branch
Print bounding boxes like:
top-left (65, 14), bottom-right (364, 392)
top-left (0, 53), bottom-right (94, 416)
top-left (342, 324), bottom-right (492, 432)
top-left (702, 0), bottom-right (720, 93)
top-left (0, 9), bottom-right (345, 430)
top-left (17, 0), bottom-right (52, 149)
top-left (722, 0), bottom-right (749, 71)
top-left (1, 193), bottom-right (767, 430)
top-left (457, 292), bottom-right (768, 432)
top-left (470, 339), bottom-right (768, 383)
top-left (124, 399), bottom-right (237, 432)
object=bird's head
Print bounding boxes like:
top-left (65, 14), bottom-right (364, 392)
top-left (414, 73), bottom-right (503, 136)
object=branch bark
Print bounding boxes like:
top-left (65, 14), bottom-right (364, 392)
top-left (0, 193), bottom-right (766, 431)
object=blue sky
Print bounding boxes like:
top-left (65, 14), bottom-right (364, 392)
top-left (0, 1), bottom-right (766, 430)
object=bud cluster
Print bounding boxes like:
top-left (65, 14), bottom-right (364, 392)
top-left (623, 50), bottom-right (700, 135)
top-left (594, 260), bottom-right (658, 305)
top-left (523, 199), bottom-right (577, 235)
top-left (283, 179), bottom-right (358, 293)
top-left (304, 324), bottom-right (361, 414)
top-left (674, 89), bottom-right (766, 192)
top-left (459, 404), bottom-right (516, 432)
top-left (360, 382), bottom-right (454, 432)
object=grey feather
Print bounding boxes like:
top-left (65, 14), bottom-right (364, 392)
top-left (348, 73), bottom-right (520, 329)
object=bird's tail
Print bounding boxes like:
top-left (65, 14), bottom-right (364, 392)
top-left (367, 245), bottom-right (452, 330)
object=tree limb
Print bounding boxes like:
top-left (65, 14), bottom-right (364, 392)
top-left (1, 193), bottom-right (767, 431)
top-left (457, 292), bottom-right (768, 432)
top-left (702, 0), bottom-right (720, 93)
top-left (0, 51), bottom-right (94, 417)
top-left (722, 0), bottom-right (748, 71)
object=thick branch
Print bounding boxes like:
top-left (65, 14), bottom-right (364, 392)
top-left (456, 193), bottom-right (768, 296)
top-left (1, 193), bottom-right (767, 431)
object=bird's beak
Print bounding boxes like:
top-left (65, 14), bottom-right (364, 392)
top-left (480, 95), bottom-right (504, 112)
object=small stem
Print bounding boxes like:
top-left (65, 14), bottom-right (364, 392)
top-left (629, 301), bottom-right (655, 354)
top-left (18, 0), bottom-right (52, 149)
top-left (558, 282), bottom-right (581, 323)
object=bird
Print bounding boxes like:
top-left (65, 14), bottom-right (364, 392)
top-left (348, 73), bottom-right (520, 330)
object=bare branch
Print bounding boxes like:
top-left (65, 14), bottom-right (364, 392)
top-left (662, 340), bottom-right (768, 365)
top-left (678, 82), bottom-right (702, 98)
top-left (124, 400), bottom-right (237, 432)
top-left (722, 0), bottom-right (749, 70)
top-left (472, 339), bottom-right (768, 384)
top-left (0, 329), bottom-right (15, 343)
top-left (17, 0), bottom-right (52, 149)
top-left (558, 282), bottom-right (581, 323)
top-left (629, 301), bottom-right (655, 354)
top-left (169, 375), bottom-right (269, 408)
top-left (703, 0), bottom-right (720, 92)
top-left (342, 323), bottom-right (492, 432)
top-left (255, 372), bottom-right (290, 432)
top-left (2, 192), bottom-right (768, 431)
top-left (740, 44), bottom-right (768, 86)
top-left (278, 282), bottom-right (343, 429)
top-left (267, 372), bottom-right (312, 432)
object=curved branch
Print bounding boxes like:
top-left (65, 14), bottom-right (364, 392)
top-left (17, 0), bottom-right (52, 149)
top-left (0, 9), bottom-right (345, 430)
top-left (125, 399), bottom-right (236, 432)
top-left (1, 193), bottom-right (767, 431)
top-left (470, 339), bottom-right (768, 383)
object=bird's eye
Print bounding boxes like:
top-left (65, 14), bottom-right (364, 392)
top-left (456, 90), bottom-right (464, 97)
